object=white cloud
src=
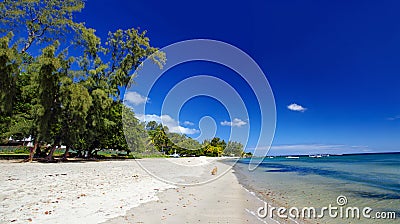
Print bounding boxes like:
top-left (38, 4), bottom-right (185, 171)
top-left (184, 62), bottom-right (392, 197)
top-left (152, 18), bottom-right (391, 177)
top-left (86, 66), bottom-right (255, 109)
top-left (124, 91), bottom-right (148, 106)
top-left (136, 114), bottom-right (199, 135)
top-left (183, 121), bottom-right (194, 126)
top-left (220, 118), bottom-right (247, 127)
top-left (287, 103), bottom-right (307, 112)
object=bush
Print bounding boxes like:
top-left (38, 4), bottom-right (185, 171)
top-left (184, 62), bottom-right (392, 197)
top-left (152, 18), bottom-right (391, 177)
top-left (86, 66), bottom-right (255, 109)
top-left (14, 146), bottom-right (30, 154)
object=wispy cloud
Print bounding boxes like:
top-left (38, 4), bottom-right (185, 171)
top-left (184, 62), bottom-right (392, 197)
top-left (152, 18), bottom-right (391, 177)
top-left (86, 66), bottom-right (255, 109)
top-left (124, 91), bottom-right (148, 106)
top-left (136, 114), bottom-right (199, 135)
top-left (387, 115), bottom-right (400, 121)
top-left (220, 118), bottom-right (247, 127)
top-left (287, 103), bottom-right (307, 112)
top-left (183, 121), bottom-right (194, 126)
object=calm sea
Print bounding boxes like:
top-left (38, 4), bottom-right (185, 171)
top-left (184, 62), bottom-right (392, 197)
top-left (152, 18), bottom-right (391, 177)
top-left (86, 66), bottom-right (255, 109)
top-left (232, 153), bottom-right (400, 223)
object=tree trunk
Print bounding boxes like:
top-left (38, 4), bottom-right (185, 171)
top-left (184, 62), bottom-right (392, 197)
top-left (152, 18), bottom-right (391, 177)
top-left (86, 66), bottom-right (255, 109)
top-left (28, 141), bottom-right (39, 162)
top-left (45, 145), bottom-right (58, 161)
top-left (62, 146), bottom-right (70, 160)
top-left (35, 143), bottom-right (42, 157)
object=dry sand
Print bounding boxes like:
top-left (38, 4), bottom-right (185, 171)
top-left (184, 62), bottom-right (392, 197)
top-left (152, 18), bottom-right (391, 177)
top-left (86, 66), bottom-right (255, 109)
top-left (0, 160), bottom-right (173, 223)
top-left (0, 158), bottom-right (281, 224)
top-left (104, 158), bottom-right (267, 224)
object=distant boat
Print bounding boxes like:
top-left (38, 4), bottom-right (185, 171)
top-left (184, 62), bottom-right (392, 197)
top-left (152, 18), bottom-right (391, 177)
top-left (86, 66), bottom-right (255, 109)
top-left (309, 154), bottom-right (329, 158)
top-left (268, 156), bottom-right (275, 158)
top-left (286, 156), bottom-right (299, 159)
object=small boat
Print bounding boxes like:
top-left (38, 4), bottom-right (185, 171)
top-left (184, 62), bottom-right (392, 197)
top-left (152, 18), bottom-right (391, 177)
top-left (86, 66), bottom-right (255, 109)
top-left (286, 156), bottom-right (299, 159)
top-left (309, 154), bottom-right (324, 158)
top-left (268, 156), bottom-right (275, 158)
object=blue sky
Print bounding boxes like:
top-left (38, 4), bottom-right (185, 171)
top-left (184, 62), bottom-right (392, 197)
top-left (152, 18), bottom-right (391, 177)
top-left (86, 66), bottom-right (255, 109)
top-left (77, 0), bottom-right (400, 155)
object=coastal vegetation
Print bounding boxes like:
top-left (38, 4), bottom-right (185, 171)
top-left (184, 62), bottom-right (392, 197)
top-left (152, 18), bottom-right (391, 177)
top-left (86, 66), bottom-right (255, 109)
top-left (0, 0), bottom-right (246, 161)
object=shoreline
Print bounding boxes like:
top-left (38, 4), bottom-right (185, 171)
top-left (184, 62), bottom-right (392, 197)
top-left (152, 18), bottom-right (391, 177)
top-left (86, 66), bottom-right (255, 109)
top-left (230, 160), bottom-right (304, 224)
top-left (229, 156), bottom-right (399, 224)
top-left (104, 159), bottom-right (278, 224)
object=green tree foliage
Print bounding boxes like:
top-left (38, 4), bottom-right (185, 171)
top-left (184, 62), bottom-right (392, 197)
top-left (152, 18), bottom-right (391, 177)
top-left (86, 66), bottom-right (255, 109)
top-left (145, 121), bottom-right (158, 131)
top-left (105, 28), bottom-right (166, 98)
top-left (145, 127), bottom-right (244, 157)
top-left (0, 0), bottom-right (85, 53)
top-left (203, 145), bottom-right (223, 157)
top-left (122, 105), bottom-right (153, 154)
top-left (0, 33), bottom-right (21, 141)
top-left (147, 125), bottom-right (173, 154)
top-left (0, 0), bottom-right (245, 160)
top-left (0, 0), bottom-right (166, 160)
top-left (59, 82), bottom-right (92, 152)
top-left (30, 43), bottom-right (63, 144)
top-left (5, 72), bottom-right (33, 141)
top-left (223, 141), bottom-right (244, 157)
top-left (0, 33), bottom-right (20, 115)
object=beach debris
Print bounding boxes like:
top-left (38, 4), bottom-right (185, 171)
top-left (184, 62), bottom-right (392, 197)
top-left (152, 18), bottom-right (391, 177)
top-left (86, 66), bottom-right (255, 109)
top-left (44, 173), bottom-right (67, 177)
top-left (211, 166), bottom-right (218, 175)
top-left (77, 193), bottom-right (87, 199)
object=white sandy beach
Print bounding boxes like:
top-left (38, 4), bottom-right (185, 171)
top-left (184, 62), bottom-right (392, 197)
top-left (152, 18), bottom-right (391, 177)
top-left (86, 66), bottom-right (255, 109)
top-left (0, 158), bottom-right (284, 224)
top-left (0, 160), bottom-right (174, 223)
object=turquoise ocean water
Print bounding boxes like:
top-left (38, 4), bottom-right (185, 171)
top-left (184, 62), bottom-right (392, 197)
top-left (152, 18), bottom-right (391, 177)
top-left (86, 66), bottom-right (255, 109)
top-left (233, 153), bottom-right (400, 223)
